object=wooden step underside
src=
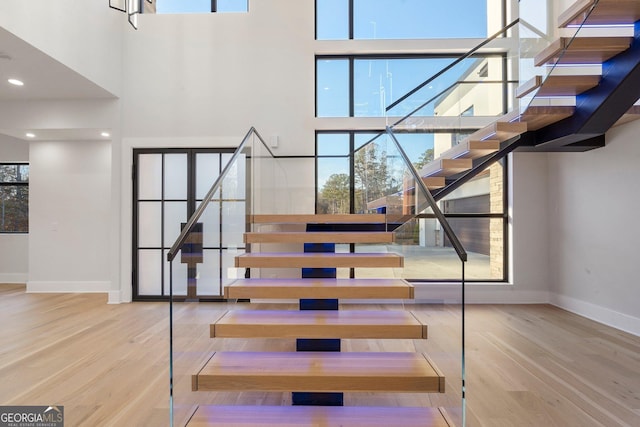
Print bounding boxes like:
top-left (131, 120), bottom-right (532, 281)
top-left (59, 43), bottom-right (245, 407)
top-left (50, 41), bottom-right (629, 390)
top-left (224, 278), bottom-right (415, 299)
top-left (244, 231), bottom-right (394, 244)
top-left (192, 351), bottom-right (445, 393)
top-left (235, 252), bottom-right (404, 268)
top-left (211, 310), bottom-right (427, 339)
top-left (188, 405), bottom-right (455, 427)
top-left (250, 214), bottom-right (386, 224)
top-left (559, 0), bottom-right (640, 27)
top-left (534, 36), bottom-right (633, 67)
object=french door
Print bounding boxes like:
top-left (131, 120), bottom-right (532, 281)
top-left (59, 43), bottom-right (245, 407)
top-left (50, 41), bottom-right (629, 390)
top-left (132, 148), bottom-right (246, 301)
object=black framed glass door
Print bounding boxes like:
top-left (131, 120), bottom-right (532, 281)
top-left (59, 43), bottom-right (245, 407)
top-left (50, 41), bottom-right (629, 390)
top-left (132, 148), bottom-right (245, 301)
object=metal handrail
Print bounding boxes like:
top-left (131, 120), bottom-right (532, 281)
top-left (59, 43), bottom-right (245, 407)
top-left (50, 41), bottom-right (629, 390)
top-left (166, 127), bottom-right (275, 262)
top-left (385, 127), bottom-right (467, 262)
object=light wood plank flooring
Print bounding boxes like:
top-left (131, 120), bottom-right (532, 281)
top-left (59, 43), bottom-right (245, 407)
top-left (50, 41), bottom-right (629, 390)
top-left (0, 284), bottom-right (638, 426)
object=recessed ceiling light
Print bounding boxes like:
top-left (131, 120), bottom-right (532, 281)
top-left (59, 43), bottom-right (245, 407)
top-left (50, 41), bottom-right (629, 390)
top-left (8, 78), bottom-right (24, 86)
top-left (101, 132), bottom-right (110, 137)
top-left (25, 132), bottom-right (36, 138)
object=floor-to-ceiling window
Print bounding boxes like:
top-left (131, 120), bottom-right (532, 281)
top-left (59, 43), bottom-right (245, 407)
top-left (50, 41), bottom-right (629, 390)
top-left (132, 148), bottom-right (245, 301)
top-left (316, 131), bottom-right (507, 281)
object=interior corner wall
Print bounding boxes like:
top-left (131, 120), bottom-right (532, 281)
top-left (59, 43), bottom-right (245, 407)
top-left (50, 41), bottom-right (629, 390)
top-left (547, 121), bottom-right (640, 336)
top-left (0, 135), bottom-right (29, 283)
top-left (27, 140), bottom-right (112, 293)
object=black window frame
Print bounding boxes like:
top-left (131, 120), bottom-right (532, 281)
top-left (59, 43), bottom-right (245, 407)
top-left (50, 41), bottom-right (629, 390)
top-left (0, 162), bottom-right (29, 234)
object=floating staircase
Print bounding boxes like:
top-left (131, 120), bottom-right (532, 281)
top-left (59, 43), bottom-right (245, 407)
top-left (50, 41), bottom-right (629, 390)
top-left (189, 214), bottom-right (452, 426)
top-left (183, 1), bottom-right (640, 425)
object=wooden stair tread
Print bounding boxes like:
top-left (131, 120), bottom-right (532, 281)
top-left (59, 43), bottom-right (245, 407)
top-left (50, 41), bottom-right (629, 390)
top-left (506, 106), bottom-right (576, 131)
top-left (212, 309), bottom-right (427, 339)
top-left (250, 214), bottom-right (386, 224)
top-left (559, 0), bottom-right (640, 27)
top-left (224, 278), bottom-right (415, 299)
top-left (188, 405), bottom-right (454, 427)
top-left (534, 36), bottom-right (633, 67)
top-left (537, 74), bottom-right (601, 96)
top-left (235, 252), bottom-right (404, 268)
top-left (192, 351), bottom-right (445, 393)
top-left (244, 231), bottom-right (394, 244)
top-left (419, 158), bottom-right (473, 178)
top-left (468, 121), bottom-right (527, 142)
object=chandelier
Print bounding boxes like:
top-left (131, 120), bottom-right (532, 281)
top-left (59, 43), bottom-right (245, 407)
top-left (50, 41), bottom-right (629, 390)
top-left (109, 0), bottom-right (153, 29)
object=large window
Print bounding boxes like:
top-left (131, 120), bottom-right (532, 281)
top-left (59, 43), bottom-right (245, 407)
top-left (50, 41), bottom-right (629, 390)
top-left (316, 132), bottom-right (507, 281)
top-left (0, 163), bottom-right (29, 233)
top-left (316, 55), bottom-right (509, 118)
top-left (317, 0), bottom-right (497, 40)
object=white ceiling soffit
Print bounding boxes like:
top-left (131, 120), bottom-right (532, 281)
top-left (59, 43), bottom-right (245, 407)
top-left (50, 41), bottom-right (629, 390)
top-left (0, 128), bottom-right (112, 142)
top-left (0, 26), bottom-right (116, 101)
top-left (0, 27), bottom-right (116, 141)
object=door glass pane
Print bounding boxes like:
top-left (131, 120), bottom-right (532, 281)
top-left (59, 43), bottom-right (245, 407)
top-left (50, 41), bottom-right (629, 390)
top-left (221, 153), bottom-right (246, 199)
top-left (221, 201), bottom-right (246, 248)
top-left (200, 200), bottom-right (221, 248)
top-left (164, 250), bottom-right (188, 296)
top-left (138, 202), bottom-right (162, 247)
top-left (164, 202), bottom-right (187, 247)
top-left (197, 250), bottom-right (222, 296)
top-left (164, 154), bottom-right (188, 200)
top-left (196, 153), bottom-right (221, 200)
top-left (138, 250), bottom-right (162, 295)
top-left (138, 154), bottom-right (162, 200)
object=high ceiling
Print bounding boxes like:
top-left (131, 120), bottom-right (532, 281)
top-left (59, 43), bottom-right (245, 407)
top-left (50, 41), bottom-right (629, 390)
top-left (0, 26), bottom-right (115, 141)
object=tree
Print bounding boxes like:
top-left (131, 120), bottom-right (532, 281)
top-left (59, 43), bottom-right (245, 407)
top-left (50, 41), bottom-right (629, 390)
top-left (413, 148), bottom-right (434, 170)
top-left (318, 173), bottom-right (350, 214)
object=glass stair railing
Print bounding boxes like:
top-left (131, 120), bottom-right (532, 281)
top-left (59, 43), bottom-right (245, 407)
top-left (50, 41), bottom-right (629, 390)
top-left (164, 2), bottom-right (640, 426)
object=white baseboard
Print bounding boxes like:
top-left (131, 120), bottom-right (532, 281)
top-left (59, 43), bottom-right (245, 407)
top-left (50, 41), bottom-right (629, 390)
top-left (108, 290), bottom-right (122, 304)
top-left (550, 293), bottom-right (640, 337)
top-left (0, 273), bottom-right (28, 283)
top-left (26, 281), bottom-right (111, 294)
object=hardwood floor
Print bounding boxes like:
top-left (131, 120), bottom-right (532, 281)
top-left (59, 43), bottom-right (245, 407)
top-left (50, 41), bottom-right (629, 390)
top-left (0, 284), bottom-right (638, 426)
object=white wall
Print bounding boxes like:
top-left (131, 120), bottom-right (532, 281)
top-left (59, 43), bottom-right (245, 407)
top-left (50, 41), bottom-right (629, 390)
top-left (28, 141), bottom-right (112, 293)
top-left (547, 121), bottom-right (640, 335)
top-left (0, 135), bottom-right (29, 282)
top-left (122, 0), bottom-right (315, 155)
top-left (0, 0), bottom-right (123, 96)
